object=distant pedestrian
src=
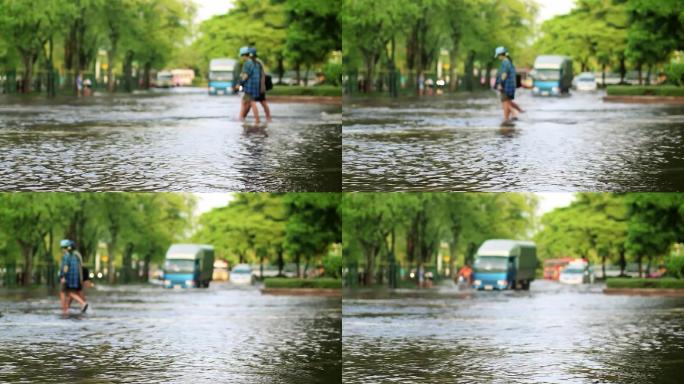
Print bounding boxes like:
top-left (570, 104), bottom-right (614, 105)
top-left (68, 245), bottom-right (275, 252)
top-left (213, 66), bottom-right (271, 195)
top-left (236, 46), bottom-right (262, 124)
top-left (494, 46), bottom-right (521, 125)
top-left (59, 239), bottom-right (88, 314)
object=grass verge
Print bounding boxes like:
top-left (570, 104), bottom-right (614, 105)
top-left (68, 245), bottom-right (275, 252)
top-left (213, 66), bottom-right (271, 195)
top-left (606, 85), bottom-right (684, 97)
top-left (269, 85), bottom-right (341, 97)
top-left (264, 277), bottom-right (342, 289)
top-left (606, 278), bottom-right (684, 289)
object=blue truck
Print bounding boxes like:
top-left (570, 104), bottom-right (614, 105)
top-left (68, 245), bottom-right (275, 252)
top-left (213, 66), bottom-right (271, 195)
top-left (163, 244), bottom-right (214, 288)
top-left (472, 239), bottom-right (537, 291)
top-left (531, 55), bottom-right (573, 96)
top-left (208, 58), bottom-right (238, 95)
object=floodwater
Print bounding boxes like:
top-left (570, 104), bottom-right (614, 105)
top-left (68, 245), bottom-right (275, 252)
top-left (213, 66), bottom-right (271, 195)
top-left (0, 89), bottom-right (341, 192)
top-left (343, 91), bottom-right (684, 191)
top-left (343, 280), bottom-right (684, 383)
top-left (0, 283), bottom-right (341, 383)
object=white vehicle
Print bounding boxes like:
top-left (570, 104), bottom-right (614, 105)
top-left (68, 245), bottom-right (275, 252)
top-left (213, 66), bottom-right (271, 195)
top-left (230, 263), bottom-right (254, 285)
top-left (573, 72), bottom-right (598, 91)
top-left (559, 262), bottom-right (594, 284)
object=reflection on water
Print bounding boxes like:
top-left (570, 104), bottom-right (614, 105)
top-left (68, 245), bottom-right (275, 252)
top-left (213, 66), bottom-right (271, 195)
top-left (343, 91), bottom-right (684, 191)
top-left (0, 90), bottom-right (341, 192)
top-left (343, 280), bottom-right (684, 383)
top-left (0, 283), bottom-right (341, 383)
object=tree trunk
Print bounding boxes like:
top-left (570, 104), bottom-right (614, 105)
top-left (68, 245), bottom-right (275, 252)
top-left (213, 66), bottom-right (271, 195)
top-left (637, 254), bottom-right (643, 278)
top-left (276, 54), bottom-right (284, 84)
top-left (123, 51), bottom-right (134, 92)
top-left (259, 255), bottom-right (264, 280)
top-left (601, 63), bottom-right (606, 87)
top-left (364, 58), bottom-right (374, 93)
top-left (20, 244), bottom-right (34, 286)
top-left (619, 248), bottom-right (626, 276)
top-left (303, 65), bottom-right (310, 87)
top-left (619, 55), bottom-right (626, 84)
top-left (448, 48), bottom-right (458, 92)
top-left (107, 240), bottom-right (117, 284)
top-left (363, 245), bottom-right (376, 286)
top-left (295, 63), bottom-right (301, 86)
top-left (484, 62), bottom-right (493, 89)
top-left (295, 254), bottom-right (301, 278)
top-left (277, 247), bottom-right (284, 277)
top-left (143, 62), bottom-right (151, 89)
top-left (637, 63), bottom-right (643, 85)
top-left (107, 45), bottom-right (117, 92)
top-left (646, 65), bottom-right (652, 85)
top-left (143, 253), bottom-right (151, 282)
top-left (464, 50), bottom-right (475, 92)
top-left (20, 53), bottom-right (35, 93)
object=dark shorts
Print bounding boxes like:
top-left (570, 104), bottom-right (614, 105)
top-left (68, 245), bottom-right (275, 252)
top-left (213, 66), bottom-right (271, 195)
top-left (255, 93), bottom-right (266, 102)
top-left (61, 284), bottom-right (81, 293)
top-left (501, 92), bottom-right (515, 101)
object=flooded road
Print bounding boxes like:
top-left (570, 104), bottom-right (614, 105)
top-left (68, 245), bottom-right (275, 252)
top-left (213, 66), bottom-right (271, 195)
top-left (343, 280), bottom-right (684, 383)
top-left (0, 283), bottom-right (341, 383)
top-left (343, 91), bottom-right (684, 191)
top-left (0, 89), bottom-right (341, 191)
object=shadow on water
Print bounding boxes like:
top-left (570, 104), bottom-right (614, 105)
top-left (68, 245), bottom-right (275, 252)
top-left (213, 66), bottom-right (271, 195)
top-left (343, 91), bottom-right (684, 192)
top-left (342, 280), bottom-right (684, 383)
top-left (0, 91), bottom-right (341, 192)
top-left (0, 283), bottom-right (341, 383)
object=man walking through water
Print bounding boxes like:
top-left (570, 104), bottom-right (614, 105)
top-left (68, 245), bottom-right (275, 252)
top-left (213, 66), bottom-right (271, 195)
top-left (494, 46), bottom-right (520, 126)
top-left (237, 46), bottom-right (262, 124)
top-left (59, 239), bottom-right (88, 314)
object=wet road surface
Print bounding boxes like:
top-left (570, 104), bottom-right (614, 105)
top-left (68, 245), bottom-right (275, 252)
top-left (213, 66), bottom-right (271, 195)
top-left (0, 89), bottom-right (341, 192)
top-left (0, 282), bottom-right (341, 383)
top-left (343, 91), bottom-right (684, 191)
top-left (343, 280), bottom-right (684, 383)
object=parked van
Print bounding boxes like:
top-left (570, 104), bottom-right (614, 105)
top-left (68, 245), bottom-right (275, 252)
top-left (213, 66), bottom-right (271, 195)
top-left (208, 58), bottom-right (238, 95)
top-left (163, 244), bottom-right (214, 288)
top-left (531, 55), bottom-right (573, 96)
top-left (472, 239), bottom-right (537, 290)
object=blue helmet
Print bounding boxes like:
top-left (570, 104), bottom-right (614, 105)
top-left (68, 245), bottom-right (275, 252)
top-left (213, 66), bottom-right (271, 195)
top-left (60, 239), bottom-right (73, 249)
top-left (248, 47), bottom-right (257, 57)
top-left (494, 46), bottom-right (507, 58)
top-left (239, 46), bottom-right (250, 56)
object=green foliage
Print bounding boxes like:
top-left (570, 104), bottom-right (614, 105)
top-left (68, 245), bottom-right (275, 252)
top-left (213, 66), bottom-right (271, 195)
top-left (606, 85), bottom-right (684, 96)
top-left (666, 255), bottom-right (684, 279)
top-left (606, 278), bottom-right (684, 289)
top-left (268, 85), bottom-right (341, 96)
top-left (264, 277), bottom-right (341, 289)
top-left (342, 193), bottom-right (537, 285)
top-left (322, 252), bottom-right (343, 278)
top-left (323, 62), bottom-right (342, 86)
top-left (0, 193), bottom-right (195, 285)
top-left (664, 63), bottom-right (684, 87)
top-left (193, 193), bottom-right (341, 276)
top-left (342, 0), bottom-right (537, 93)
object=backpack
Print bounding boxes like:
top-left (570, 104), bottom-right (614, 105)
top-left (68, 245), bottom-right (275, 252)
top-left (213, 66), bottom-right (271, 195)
top-left (256, 60), bottom-right (274, 92)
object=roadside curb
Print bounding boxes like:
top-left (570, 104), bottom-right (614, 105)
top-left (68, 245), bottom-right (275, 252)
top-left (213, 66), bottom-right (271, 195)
top-left (603, 95), bottom-right (684, 104)
top-left (260, 288), bottom-right (342, 297)
top-left (603, 287), bottom-right (684, 297)
top-left (267, 96), bottom-right (342, 105)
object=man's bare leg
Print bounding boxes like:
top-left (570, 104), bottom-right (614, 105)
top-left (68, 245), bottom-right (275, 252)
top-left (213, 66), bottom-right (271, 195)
top-left (260, 101), bottom-right (272, 122)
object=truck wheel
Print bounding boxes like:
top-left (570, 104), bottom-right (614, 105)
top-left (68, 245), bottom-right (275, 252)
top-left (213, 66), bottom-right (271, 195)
top-left (523, 281), bottom-right (530, 290)
top-left (510, 281), bottom-right (517, 290)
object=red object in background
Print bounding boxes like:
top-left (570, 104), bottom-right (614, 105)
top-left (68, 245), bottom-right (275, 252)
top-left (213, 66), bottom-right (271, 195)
top-left (543, 257), bottom-right (575, 280)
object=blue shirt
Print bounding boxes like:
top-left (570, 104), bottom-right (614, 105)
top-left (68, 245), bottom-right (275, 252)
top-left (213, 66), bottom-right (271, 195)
top-left (59, 252), bottom-right (81, 289)
top-left (495, 58), bottom-right (517, 96)
top-left (240, 60), bottom-right (261, 98)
